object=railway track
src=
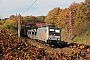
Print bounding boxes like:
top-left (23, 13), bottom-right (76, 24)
top-left (25, 37), bottom-right (90, 60)
top-left (26, 38), bottom-right (75, 54)
top-left (27, 38), bottom-right (60, 53)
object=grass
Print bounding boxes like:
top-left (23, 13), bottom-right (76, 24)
top-left (61, 28), bottom-right (90, 46)
top-left (72, 30), bottom-right (90, 45)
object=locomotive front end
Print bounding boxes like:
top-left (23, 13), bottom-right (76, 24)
top-left (47, 27), bottom-right (61, 45)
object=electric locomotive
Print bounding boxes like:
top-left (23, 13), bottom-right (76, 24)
top-left (27, 25), bottom-right (61, 45)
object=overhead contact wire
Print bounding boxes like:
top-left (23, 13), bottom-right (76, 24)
top-left (22, 0), bottom-right (37, 14)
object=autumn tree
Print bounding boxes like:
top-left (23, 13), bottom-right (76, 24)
top-left (36, 16), bottom-right (46, 22)
top-left (23, 16), bottom-right (36, 24)
top-left (45, 7), bottom-right (61, 26)
top-left (56, 8), bottom-right (68, 28)
top-left (9, 15), bottom-right (15, 20)
top-left (57, 2), bottom-right (79, 29)
top-left (73, 2), bottom-right (90, 36)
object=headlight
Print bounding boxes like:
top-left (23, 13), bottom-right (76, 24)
top-left (57, 38), bottom-right (60, 40)
top-left (49, 38), bottom-right (51, 40)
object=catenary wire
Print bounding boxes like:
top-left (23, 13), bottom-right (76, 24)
top-left (22, 0), bottom-right (37, 14)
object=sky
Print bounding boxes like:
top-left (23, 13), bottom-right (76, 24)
top-left (0, 0), bottom-right (84, 18)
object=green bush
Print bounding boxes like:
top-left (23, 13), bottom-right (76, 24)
top-left (1, 20), bottom-right (17, 31)
top-left (0, 20), bottom-right (4, 25)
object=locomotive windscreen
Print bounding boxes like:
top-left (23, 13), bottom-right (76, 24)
top-left (49, 28), bottom-right (60, 36)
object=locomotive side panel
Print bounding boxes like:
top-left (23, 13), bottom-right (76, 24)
top-left (36, 28), bottom-right (47, 42)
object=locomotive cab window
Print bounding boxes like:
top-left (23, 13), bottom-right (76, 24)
top-left (55, 30), bottom-right (60, 33)
top-left (55, 29), bottom-right (60, 36)
top-left (49, 29), bottom-right (54, 35)
top-left (49, 28), bottom-right (60, 36)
